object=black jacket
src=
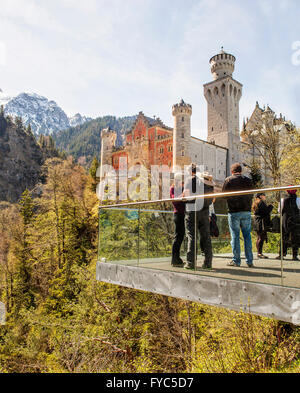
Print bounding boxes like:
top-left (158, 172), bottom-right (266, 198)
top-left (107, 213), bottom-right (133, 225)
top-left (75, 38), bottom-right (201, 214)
top-left (282, 194), bottom-right (300, 233)
top-left (254, 200), bottom-right (273, 233)
top-left (222, 174), bottom-right (253, 213)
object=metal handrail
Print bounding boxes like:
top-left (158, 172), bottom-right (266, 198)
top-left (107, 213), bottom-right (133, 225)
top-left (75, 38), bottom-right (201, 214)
top-left (99, 184), bottom-right (300, 209)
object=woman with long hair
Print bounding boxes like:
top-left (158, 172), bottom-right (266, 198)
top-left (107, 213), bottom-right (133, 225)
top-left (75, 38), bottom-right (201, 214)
top-left (252, 193), bottom-right (273, 259)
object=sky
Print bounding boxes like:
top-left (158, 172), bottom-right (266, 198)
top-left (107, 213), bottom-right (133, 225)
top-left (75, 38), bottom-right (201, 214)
top-left (0, 0), bottom-right (300, 140)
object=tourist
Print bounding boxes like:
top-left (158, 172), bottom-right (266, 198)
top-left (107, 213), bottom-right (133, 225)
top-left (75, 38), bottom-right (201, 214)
top-left (170, 173), bottom-right (186, 267)
top-left (277, 188), bottom-right (300, 261)
top-left (222, 163), bottom-right (254, 267)
top-left (252, 193), bottom-right (273, 259)
top-left (183, 165), bottom-right (214, 270)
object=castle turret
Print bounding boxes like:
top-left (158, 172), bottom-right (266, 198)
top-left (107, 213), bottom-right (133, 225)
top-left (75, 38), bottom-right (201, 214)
top-left (204, 48), bottom-right (242, 175)
top-left (261, 105), bottom-right (275, 128)
top-left (100, 127), bottom-right (117, 178)
top-left (209, 47), bottom-right (236, 80)
top-left (172, 99), bottom-right (192, 171)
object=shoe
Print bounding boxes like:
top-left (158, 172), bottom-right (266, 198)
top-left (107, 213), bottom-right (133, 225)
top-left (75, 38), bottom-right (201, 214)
top-left (202, 264), bottom-right (212, 269)
top-left (171, 258), bottom-right (184, 267)
top-left (184, 264), bottom-right (195, 270)
top-left (227, 260), bottom-right (240, 267)
top-left (275, 256), bottom-right (285, 260)
top-left (247, 264), bottom-right (255, 268)
top-left (257, 254), bottom-right (269, 259)
top-left (292, 257), bottom-right (299, 261)
top-left (171, 261), bottom-right (184, 267)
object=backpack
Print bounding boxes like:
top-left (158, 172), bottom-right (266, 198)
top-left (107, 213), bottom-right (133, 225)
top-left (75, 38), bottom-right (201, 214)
top-left (271, 215), bottom-right (280, 233)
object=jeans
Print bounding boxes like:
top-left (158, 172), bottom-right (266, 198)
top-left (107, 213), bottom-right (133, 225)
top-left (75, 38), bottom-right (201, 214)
top-left (228, 211), bottom-right (253, 266)
top-left (185, 210), bottom-right (212, 268)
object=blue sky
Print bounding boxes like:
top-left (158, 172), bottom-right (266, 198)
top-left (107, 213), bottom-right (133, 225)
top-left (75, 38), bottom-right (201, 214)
top-left (0, 0), bottom-right (300, 139)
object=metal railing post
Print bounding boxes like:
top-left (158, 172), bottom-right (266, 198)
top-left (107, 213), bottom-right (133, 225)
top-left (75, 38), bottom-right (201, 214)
top-left (194, 208), bottom-right (197, 271)
top-left (279, 192), bottom-right (284, 286)
top-left (137, 207), bottom-right (140, 267)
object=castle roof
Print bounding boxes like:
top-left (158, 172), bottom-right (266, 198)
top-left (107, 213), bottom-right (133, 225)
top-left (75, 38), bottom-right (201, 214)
top-left (125, 111), bottom-right (173, 135)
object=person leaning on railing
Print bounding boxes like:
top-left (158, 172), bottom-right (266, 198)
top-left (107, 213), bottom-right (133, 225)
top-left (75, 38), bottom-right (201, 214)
top-left (252, 193), bottom-right (273, 259)
top-left (183, 164), bottom-right (214, 270)
top-left (277, 188), bottom-right (300, 261)
top-left (170, 173), bottom-right (186, 267)
top-left (222, 163), bottom-right (254, 268)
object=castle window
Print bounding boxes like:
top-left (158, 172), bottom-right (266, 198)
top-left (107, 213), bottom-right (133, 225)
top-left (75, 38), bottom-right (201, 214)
top-left (181, 150), bottom-right (185, 157)
top-left (221, 84), bottom-right (225, 96)
top-left (182, 133), bottom-right (184, 138)
top-left (182, 117), bottom-right (184, 122)
top-left (211, 127), bottom-right (214, 131)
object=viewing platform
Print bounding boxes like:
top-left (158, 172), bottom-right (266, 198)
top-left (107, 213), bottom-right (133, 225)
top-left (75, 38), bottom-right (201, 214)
top-left (96, 184), bottom-right (300, 325)
top-left (99, 253), bottom-right (300, 288)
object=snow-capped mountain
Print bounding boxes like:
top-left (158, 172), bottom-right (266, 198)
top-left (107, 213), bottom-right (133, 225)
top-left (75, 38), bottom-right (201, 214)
top-left (69, 113), bottom-right (92, 127)
top-left (0, 89), bottom-right (92, 135)
top-left (0, 88), bottom-right (12, 107)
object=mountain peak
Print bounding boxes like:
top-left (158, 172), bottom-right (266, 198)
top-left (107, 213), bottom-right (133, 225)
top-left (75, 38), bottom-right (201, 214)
top-left (1, 91), bottom-right (92, 135)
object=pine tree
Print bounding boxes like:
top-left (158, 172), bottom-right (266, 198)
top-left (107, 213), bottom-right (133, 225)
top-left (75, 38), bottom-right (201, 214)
top-left (12, 190), bottom-right (36, 314)
top-left (89, 157), bottom-right (100, 192)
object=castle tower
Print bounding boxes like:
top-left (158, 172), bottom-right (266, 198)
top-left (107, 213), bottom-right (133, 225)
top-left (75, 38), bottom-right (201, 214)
top-left (204, 48), bottom-right (242, 174)
top-left (100, 127), bottom-right (117, 178)
top-left (172, 99), bottom-right (192, 171)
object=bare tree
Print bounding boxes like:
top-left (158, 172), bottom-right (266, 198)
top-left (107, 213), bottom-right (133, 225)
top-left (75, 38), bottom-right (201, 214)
top-left (242, 107), bottom-right (298, 186)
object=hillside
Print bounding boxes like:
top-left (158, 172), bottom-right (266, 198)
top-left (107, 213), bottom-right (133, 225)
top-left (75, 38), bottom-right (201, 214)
top-left (0, 109), bottom-right (63, 203)
top-left (53, 115), bottom-right (139, 164)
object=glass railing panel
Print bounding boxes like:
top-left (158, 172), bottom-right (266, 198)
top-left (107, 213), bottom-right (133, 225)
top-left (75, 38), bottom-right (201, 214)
top-left (211, 214), bottom-right (231, 257)
top-left (138, 208), bottom-right (174, 267)
top-left (134, 199), bottom-right (287, 287)
top-left (98, 207), bottom-right (139, 266)
top-left (98, 186), bottom-right (300, 289)
top-left (277, 190), bottom-right (300, 289)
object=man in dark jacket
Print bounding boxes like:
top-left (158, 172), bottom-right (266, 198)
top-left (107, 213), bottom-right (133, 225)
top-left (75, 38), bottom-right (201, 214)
top-left (183, 164), bottom-right (214, 270)
top-left (222, 163), bottom-right (254, 267)
top-left (278, 189), bottom-right (300, 260)
top-left (170, 173), bottom-right (186, 267)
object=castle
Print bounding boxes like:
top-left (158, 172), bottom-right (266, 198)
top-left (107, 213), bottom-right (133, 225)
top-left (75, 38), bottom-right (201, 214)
top-left (99, 48), bottom-right (291, 189)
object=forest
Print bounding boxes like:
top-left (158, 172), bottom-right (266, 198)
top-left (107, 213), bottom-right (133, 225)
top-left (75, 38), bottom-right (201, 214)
top-left (1, 149), bottom-right (300, 373)
top-left (0, 112), bottom-right (300, 373)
